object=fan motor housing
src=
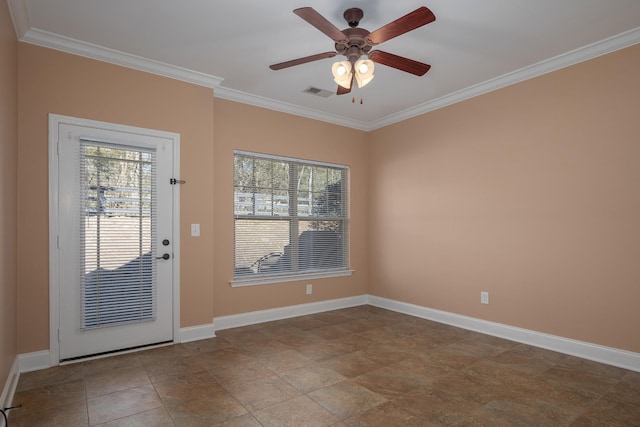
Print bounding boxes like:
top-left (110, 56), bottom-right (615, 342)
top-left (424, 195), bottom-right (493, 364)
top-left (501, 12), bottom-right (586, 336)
top-left (343, 8), bottom-right (364, 27)
top-left (335, 28), bottom-right (372, 59)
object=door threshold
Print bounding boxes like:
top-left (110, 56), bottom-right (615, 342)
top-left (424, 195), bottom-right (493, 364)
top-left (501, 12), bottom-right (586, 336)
top-left (59, 340), bottom-right (174, 365)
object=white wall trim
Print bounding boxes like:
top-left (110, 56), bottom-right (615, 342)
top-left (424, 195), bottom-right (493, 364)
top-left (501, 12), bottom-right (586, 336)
top-left (6, 0), bottom-right (30, 39)
top-left (179, 323), bottom-right (216, 343)
top-left (367, 295), bottom-right (640, 373)
top-left (17, 350), bottom-right (50, 374)
top-left (368, 27), bottom-right (640, 131)
top-left (12, 295), bottom-right (640, 376)
top-left (0, 357), bottom-right (20, 417)
top-left (213, 87), bottom-right (370, 132)
top-left (214, 295), bottom-right (368, 331)
top-left (21, 28), bottom-right (223, 90)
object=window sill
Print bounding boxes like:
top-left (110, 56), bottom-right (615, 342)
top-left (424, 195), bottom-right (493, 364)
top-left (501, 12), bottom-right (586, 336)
top-left (230, 269), bottom-right (354, 288)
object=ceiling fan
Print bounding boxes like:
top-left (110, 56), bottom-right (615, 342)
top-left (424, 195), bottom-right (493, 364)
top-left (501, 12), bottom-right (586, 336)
top-left (269, 6), bottom-right (436, 95)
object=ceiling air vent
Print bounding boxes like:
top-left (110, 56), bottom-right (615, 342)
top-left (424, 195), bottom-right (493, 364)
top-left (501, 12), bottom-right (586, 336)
top-left (303, 86), bottom-right (333, 98)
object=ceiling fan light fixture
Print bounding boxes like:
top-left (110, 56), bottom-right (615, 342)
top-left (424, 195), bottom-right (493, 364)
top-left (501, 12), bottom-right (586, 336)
top-left (332, 61), bottom-right (352, 88)
top-left (354, 59), bottom-right (375, 88)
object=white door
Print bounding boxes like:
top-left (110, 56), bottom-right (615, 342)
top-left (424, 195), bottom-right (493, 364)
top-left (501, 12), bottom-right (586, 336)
top-left (56, 120), bottom-right (175, 361)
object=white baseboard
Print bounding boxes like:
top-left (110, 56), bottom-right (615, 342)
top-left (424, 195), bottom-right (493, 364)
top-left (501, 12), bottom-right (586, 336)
top-left (179, 322), bottom-right (216, 343)
top-left (18, 350), bottom-right (50, 373)
top-left (1, 357), bottom-right (20, 416)
top-left (214, 295), bottom-right (368, 331)
top-left (367, 295), bottom-right (640, 373)
top-left (10, 294), bottom-right (639, 382)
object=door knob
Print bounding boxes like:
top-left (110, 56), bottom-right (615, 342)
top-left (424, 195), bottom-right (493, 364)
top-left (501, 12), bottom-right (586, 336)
top-left (156, 253), bottom-right (171, 260)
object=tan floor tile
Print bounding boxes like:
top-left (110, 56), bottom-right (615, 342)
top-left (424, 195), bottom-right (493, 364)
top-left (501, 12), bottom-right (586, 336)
top-left (421, 346), bottom-right (482, 372)
top-left (11, 306), bottom-right (639, 427)
top-left (215, 413), bottom-right (263, 427)
top-left (570, 397), bottom-right (640, 426)
top-left (339, 319), bottom-right (386, 333)
top-left (208, 361), bottom-right (275, 386)
top-left (296, 340), bottom-right (355, 362)
top-left (12, 378), bottom-right (86, 413)
top-left (352, 365), bottom-right (423, 398)
top-left (194, 348), bottom-right (256, 373)
top-left (225, 375), bottom-right (301, 412)
top-left (344, 401), bottom-right (435, 427)
top-left (393, 387), bottom-right (481, 425)
top-left (152, 370), bottom-right (225, 404)
top-left (86, 365), bottom-right (151, 398)
top-left (558, 356), bottom-right (630, 380)
top-left (254, 348), bottom-right (314, 373)
top-left (428, 371), bottom-right (510, 405)
top-left (82, 353), bottom-right (143, 376)
top-left (319, 352), bottom-right (381, 378)
top-left (308, 380), bottom-right (388, 419)
top-left (94, 406), bottom-right (174, 426)
top-left (181, 337), bottom-right (233, 354)
top-left (276, 330), bottom-right (327, 348)
top-left (309, 324), bottom-right (355, 340)
top-left (473, 396), bottom-right (586, 426)
top-left (87, 384), bottom-right (163, 425)
top-left (356, 326), bottom-right (407, 343)
top-left (16, 364), bottom-right (85, 392)
top-left (280, 365), bottom-right (347, 394)
top-left (253, 395), bottom-right (340, 427)
top-left (7, 400), bottom-right (88, 427)
top-left (142, 354), bottom-right (207, 380)
top-left (603, 370), bottom-right (640, 406)
top-left (359, 341), bottom-right (419, 365)
top-left (165, 390), bottom-right (247, 426)
top-left (541, 365), bottom-right (620, 401)
top-left (136, 344), bottom-right (190, 365)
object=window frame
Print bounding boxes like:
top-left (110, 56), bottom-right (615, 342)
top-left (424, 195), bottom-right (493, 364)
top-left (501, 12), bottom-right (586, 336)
top-left (231, 150), bottom-right (353, 287)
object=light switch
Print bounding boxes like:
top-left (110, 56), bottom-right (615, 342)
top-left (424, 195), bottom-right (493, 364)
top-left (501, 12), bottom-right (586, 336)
top-left (191, 224), bottom-right (200, 237)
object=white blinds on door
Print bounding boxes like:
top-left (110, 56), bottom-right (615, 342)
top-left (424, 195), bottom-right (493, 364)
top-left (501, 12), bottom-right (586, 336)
top-left (79, 139), bottom-right (157, 330)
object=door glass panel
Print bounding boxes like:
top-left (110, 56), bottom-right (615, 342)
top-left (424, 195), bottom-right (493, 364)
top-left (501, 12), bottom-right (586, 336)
top-left (80, 141), bottom-right (157, 330)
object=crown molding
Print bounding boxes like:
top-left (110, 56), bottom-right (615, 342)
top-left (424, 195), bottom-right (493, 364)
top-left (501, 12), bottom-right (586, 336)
top-left (367, 26), bottom-right (640, 131)
top-left (20, 28), bottom-right (224, 89)
top-left (7, 0), bottom-right (29, 38)
top-left (214, 86), bottom-right (370, 131)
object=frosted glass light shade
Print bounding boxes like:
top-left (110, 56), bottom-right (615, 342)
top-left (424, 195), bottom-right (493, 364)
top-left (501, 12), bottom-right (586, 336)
top-left (354, 59), bottom-right (375, 88)
top-left (332, 61), bottom-right (352, 89)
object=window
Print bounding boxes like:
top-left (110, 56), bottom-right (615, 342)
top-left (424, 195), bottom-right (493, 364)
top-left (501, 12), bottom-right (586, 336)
top-left (233, 151), bottom-right (350, 285)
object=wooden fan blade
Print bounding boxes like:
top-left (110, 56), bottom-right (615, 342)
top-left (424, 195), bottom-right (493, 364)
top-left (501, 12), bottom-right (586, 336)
top-left (270, 52), bottom-right (337, 70)
top-left (369, 50), bottom-right (431, 76)
top-left (294, 7), bottom-right (347, 43)
top-left (336, 73), bottom-right (355, 95)
top-left (367, 7), bottom-right (435, 45)
top-left (337, 84), bottom-right (352, 95)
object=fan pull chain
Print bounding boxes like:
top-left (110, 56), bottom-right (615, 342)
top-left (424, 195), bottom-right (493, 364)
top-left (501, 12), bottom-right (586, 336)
top-left (351, 97), bottom-right (364, 104)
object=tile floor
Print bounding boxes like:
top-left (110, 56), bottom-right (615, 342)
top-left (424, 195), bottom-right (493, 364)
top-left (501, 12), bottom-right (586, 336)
top-left (8, 305), bottom-right (640, 426)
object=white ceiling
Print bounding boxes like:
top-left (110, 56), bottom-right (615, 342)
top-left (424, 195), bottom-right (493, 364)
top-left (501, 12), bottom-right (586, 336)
top-left (8, 0), bottom-right (640, 130)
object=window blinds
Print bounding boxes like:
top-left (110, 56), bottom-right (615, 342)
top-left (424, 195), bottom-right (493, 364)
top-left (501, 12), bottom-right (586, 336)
top-left (79, 140), bottom-right (157, 330)
top-left (233, 151), bottom-right (348, 281)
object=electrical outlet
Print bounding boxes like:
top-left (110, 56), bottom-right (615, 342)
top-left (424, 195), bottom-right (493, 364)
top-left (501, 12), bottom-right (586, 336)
top-left (306, 284), bottom-right (313, 295)
top-left (481, 291), bottom-right (489, 304)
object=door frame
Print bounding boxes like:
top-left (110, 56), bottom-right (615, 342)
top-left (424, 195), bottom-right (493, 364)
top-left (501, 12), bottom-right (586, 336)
top-left (48, 114), bottom-right (181, 366)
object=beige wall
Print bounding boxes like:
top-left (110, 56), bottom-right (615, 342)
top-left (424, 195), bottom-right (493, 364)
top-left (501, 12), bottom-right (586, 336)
top-left (17, 44), bottom-right (215, 353)
top-left (369, 44), bottom-right (640, 353)
top-left (15, 43), bottom-right (370, 354)
top-left (0, 0), bottom-right (19, 389)
top-left (213, 99), bottom-right (369, 316)
top-left (10, 37), bottom-right (640, 357)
